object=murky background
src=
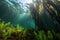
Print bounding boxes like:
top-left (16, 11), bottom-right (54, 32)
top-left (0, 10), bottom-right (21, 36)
top-left (0, 0), bottom-right (35, 28)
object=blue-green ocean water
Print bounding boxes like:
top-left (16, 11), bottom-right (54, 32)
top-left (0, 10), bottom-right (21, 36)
top-left (0, 0), bottom-right (35, 28)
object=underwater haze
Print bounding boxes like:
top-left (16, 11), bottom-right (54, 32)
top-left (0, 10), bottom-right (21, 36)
top-left (0, 0), bottom-right (35, 28)
top-left (0, 0), bottom-right (60, 30)
top-left (0, 0), bottom-right (60, 40)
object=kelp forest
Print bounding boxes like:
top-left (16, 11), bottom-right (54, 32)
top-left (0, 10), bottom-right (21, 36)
top-left (0, 0), bottom-right (60, 40)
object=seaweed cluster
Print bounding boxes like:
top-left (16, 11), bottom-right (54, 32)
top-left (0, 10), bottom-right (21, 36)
top-left (0, 21), bottom-right (60, 40)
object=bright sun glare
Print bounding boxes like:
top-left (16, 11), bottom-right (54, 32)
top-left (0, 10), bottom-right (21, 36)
top-left (26, 0), bottom-right (33, 4)
top-left (18, 0), bottom-right (33, 4)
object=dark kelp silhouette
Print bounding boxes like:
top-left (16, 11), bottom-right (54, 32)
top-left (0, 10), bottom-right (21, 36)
top-left (30, 0), bottom-right (60, 32)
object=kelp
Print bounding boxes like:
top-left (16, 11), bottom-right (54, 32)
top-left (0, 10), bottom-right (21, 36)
top-left (0, 21), bottom-right (60, 40)
top-left (29, 0), bottom-right (60, 32)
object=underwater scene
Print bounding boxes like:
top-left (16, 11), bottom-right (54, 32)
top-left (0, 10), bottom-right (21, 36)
top-left (0, 0), bottom-right (60, 40)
